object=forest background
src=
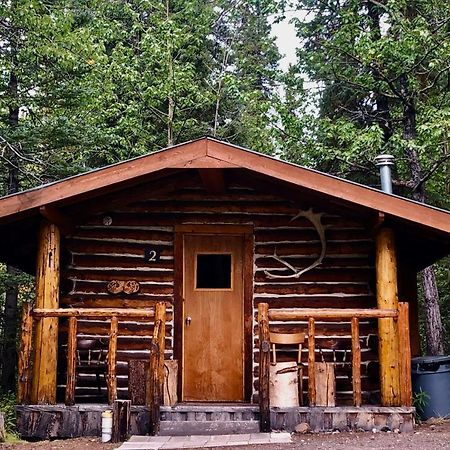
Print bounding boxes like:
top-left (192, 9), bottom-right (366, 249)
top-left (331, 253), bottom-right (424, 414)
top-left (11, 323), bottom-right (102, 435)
top-left (0, 0), bottom-right (449, 397)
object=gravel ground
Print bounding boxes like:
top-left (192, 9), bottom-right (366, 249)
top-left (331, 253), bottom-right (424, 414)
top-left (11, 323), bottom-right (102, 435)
top-left (2, 419), bottom-right (449, 450)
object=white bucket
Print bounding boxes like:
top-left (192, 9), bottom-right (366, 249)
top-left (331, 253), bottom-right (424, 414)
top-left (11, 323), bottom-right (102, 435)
top-left (269, 362), bottom-right (299, 407)
top-left (101, 410), bottom-right (113, 443)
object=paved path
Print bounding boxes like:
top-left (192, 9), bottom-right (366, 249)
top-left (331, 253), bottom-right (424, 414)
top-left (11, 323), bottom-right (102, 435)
top-left (117, 432), bottom-right (292, 449)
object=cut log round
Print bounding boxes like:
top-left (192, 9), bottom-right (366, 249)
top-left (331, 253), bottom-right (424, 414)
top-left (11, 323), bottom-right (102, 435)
top-left (107, 280), bottom-right (124, 294)
top-left (269, 362), bottom-right (299, 407)
top-left (123, 280), bottom-right (140, 295)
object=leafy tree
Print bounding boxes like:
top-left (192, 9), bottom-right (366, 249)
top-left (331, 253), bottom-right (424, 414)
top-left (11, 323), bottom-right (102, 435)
top-left (285, 0), bottom-right (450, 354)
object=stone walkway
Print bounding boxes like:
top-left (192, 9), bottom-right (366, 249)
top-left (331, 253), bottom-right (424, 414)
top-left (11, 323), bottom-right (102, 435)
top-left (117, 432), bottom-right (292, 449)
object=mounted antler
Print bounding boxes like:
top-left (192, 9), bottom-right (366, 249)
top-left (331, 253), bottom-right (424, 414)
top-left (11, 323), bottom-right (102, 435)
top-left (263, 208), bottom-right (327, 279)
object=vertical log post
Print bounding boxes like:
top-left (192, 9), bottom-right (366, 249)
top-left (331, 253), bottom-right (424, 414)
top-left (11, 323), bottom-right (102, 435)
top-left (17, 302), bottom-right (33, 404)
top-left (112, 399), bottom-right (131, 443)
top-left (148, 303), bottom-right (165, 436)
top-left (155, 302), bottom-right (166, 397)
top-left (107, 316), bottom-right (119, 404)
top-left (65, 317), bottom-right (78, 406)
top-left (258, 303), bottom-right (270, 432)
top-left (308, 317), bottom-right (316, 406)
top-left (375, 227), bottom-right (401, 406)
top-left (31, 220), bottom-right (60, 404)
top-left (398, 302), bottom-right (412, 406)
top-left (351, 317), bottom-right (362, 407)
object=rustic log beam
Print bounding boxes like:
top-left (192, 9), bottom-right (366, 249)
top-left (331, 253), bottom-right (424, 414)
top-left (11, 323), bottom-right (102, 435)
top-left (375, 227), bottom-right (401, 406)
top-left (39, 205), bottom-right (74, 235)
top-left (148, 320), bottom-right (162, 435)
top-left (112, 400), bottom-right (131, 443)
top-left (31, 220), bottom-right (60, 404)
top-left (107, 316), bottom-right (119, 404)
top-left (268, 308), bottom-right (398, 321)
top-left (258, 302), bottom-right (270, 432)
top-left (308, 317), bottom-right (316, 406)
top-left (351, 317), bottom-right (362, 407)
top-left (65, 317), bottom-right (77, 406)
top-left (17, 302), bottom-right (33, 404)
top-left (155, 302), bottom-right (166, 399)
top-left (398, 302), bottom-right (412, 407)
top-left (198, 169), bottom-right (226, 194)
top-left (33, 307), bottom-right (155, 319)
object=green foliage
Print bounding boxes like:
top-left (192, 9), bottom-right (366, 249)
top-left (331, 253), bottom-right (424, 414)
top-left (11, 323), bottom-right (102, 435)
top-left (0, 392), bottom-right (17, 436)
top-left (412, 387), bottom-right (430, 423)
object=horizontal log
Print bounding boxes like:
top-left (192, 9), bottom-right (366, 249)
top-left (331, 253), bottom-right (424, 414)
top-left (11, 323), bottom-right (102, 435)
top-left (255, 321), bottom-right (377, 336)
top-left (59, 321), bottom-right (172, 336)
top-left (255, 257), bottom-right (372, 268)
top-left (254, 268), bottom-right (373, 283)
top-left (268, 308), bottom-right (398, 321)
top-left (254, 283), bottom-right (370, 295)
top-left (68, 282), bottom-right (173, 296)
top-left (254, 296), bottom-right (376, 309)
top-left (63, 270), bottom-right (174, 283)
top-left (60, 298), bottom-right (173, 309)
top-left (256, 241), bottom-right (373, 255)
top-left (255, 228), bottom-right (370, 241)
top-left (33, 308), bottom-right (156, 319)
top-left (74, 228), bottom-right (174, 241)
top-left (70, 254), bottom-right (174, 269)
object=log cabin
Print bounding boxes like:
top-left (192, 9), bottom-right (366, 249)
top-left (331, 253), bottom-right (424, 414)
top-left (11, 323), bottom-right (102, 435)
top-left (0, 137), bottom-right (449, 438)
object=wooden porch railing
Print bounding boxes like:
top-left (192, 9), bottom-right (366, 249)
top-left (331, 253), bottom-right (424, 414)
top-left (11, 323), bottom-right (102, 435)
top-left (258, 303), bottom-right (412, 432)
top-left (17, 302), bottom-right (166, 435)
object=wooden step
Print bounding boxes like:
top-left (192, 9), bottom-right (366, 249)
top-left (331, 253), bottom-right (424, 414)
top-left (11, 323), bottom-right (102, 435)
top-left (159, 420), bottom-right (259, 435)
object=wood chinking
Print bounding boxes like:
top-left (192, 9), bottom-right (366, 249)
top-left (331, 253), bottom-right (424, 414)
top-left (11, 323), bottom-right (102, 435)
top-left (56, 171), bottom-right (380, 405)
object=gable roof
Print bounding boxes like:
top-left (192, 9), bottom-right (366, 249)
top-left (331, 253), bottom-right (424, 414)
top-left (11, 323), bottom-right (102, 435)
top-left (0, 137), bottom-right (449, 234)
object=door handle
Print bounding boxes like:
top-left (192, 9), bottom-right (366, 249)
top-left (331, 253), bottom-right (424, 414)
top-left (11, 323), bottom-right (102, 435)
top-left (185, 316), bottom-right (192, 326)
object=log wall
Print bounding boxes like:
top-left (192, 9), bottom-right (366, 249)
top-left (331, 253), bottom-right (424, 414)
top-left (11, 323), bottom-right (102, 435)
top-left (59, 172), bottom-right (378, 404)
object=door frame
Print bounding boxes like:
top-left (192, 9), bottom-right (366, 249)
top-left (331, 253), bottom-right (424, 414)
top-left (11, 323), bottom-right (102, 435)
top-left (174, 224), bottom-right (254, 402)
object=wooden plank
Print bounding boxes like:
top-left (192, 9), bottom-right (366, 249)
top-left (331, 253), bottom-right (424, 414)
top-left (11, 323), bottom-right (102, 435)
top-left (269, 308), bottom-right (398, 321)
top-left (33, 308), bottom-right (156, 319)
top-left (65, 317), bottom-right (77, 406)
top-left (315, 362), bottom-right (335, 406)
top-left (198, 169), bottom-right (226, 194)
top-left (112, 400), bottom-right (131, 443)
top-left (351, 317), bottom-right (362, 407)
top-left (155, 302), bottom-right (166, 400)
top-left (375, 227), bottom-right (401, 406)
top-left (17, 301), bottom-right (33, 404)
top-left (128, 360), bottom-right (148, 405)
top-left (107, 316), bottom-right (118, 404)
top-left (308, 317), bottom-right (316, 406)
top-left (258, 303), bottom-right (270, 432)
top-left (398, 302), bottom-right (412, 407)
top-left (31, 220), bottom-right (60, 404)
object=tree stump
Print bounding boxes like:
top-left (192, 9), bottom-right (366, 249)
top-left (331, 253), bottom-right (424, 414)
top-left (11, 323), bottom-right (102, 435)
top-left (112, 400), bottom-right (131, 443)
top-left (163, 360), bottom-right (178, 406)
top-left (315, 362), bottom-right (336, 406)
top-left (269, 362), bottom-right (299, 407)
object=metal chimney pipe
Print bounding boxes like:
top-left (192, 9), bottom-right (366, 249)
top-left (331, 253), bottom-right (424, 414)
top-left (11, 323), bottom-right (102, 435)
top-left (374, 154), bottom-right (395, 194)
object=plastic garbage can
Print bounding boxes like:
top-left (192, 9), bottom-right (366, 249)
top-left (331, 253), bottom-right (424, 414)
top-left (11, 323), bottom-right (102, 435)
top-left (411, 355), bottom-right (450, 420)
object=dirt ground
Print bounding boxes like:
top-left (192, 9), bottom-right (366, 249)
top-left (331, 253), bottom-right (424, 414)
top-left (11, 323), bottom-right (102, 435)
top-left (2, 419), bottom-right (450, 450)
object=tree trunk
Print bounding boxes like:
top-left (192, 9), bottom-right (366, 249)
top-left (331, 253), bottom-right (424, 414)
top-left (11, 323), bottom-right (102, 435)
top-left (401, 77), bottom-right (444, 356)
top-left (166, 0), bottom-right (174, 147)
top-left (1, 64), bottom-right (20, 393)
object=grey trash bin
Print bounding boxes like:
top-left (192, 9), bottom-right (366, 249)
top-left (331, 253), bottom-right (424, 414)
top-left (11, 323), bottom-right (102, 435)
top-left (411, 355), bottom-right (450, 420)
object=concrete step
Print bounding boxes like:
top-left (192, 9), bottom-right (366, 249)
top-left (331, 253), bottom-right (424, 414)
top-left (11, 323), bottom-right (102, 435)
top-left (159, 420), bottom-right (260, 436)
top-left (159, 405), bottom-right (260, 435)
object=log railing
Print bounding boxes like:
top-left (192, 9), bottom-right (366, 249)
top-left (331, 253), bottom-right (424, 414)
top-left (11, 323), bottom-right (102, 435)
top-left (17, 302), bottom-right (166, 435)
top-left (258, 303), bottom-right (412, 430)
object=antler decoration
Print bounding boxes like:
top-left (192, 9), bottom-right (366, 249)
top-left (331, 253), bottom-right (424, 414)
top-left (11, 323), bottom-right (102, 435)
top-left (263, 208), bottom-right (327, 279)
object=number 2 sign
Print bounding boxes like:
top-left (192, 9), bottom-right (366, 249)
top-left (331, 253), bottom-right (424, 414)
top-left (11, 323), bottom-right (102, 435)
top-left (144, 246), bottom-right (162, 263)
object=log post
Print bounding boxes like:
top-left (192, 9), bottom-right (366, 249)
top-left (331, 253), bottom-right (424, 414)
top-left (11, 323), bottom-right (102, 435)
top-left (17, 301), bottom-right (33, 404)
top-left (375, 227), bottom-right (401, 406)
top-left (351, 317), bottom-right (362, 407)
top-left (258, 302), bottom-right (270, 432)
top-left (398, 302), bottom-right (412, 406)
top-left (148, 320), bottom-right (162, 435)
top-left (308, 317), bottom-right (316, 406)
top-left (65, 317), bottom-right (78, 406)
top-left (112, 399), bottom-right (131, 443)
top-left (155, 302), bottom-right (166, 397)
top-left (107, 316), bottom-right (119, 404)
top-left (31, 220), bottom-right (60, 404)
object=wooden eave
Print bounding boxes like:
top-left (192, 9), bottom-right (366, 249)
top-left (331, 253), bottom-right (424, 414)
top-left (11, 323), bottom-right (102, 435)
top-left (0, 137), bottom-right (449, 272)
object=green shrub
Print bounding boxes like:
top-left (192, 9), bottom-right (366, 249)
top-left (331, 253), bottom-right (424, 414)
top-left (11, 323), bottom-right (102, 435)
top-left (0, 391), bottom-right (17, 435)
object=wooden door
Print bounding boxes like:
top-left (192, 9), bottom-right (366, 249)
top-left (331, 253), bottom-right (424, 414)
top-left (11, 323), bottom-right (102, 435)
top-left (183, 234), bottom-right (244, 401)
